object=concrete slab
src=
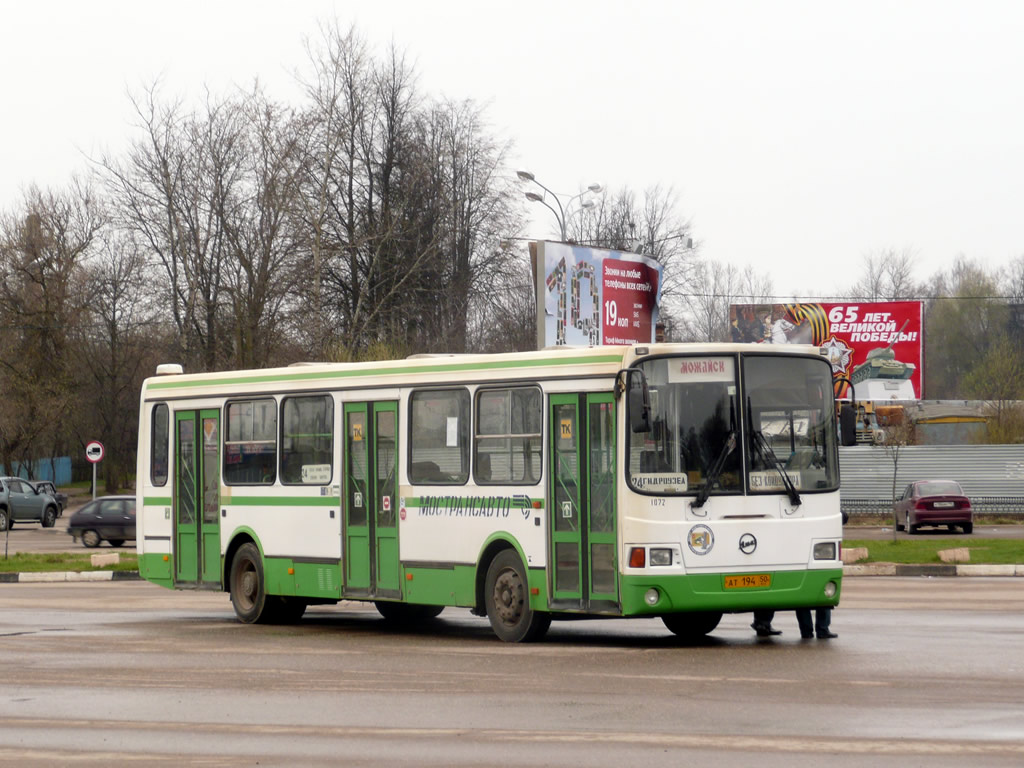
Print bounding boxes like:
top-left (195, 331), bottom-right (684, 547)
top-left (937, 547), bottom-right (970, 563)
top-left (956, 564), bottom-right (1016, 576)
top-left (842, 547), bottom-right (869, 564)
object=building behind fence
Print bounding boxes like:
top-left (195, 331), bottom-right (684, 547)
top-left (0, 456), bottom-right (73, 485)
top-left (840, 445), bottom-right (1024, 517)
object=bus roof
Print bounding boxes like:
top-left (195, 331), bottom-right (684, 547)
top-left (142, 342), bottom-right (826, 397)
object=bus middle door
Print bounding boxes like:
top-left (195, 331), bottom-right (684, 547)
top-left (548, 393), bottom-right (618, 612)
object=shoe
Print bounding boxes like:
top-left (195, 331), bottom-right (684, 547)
top-left (800, 632), bottom-right (814, 640)
top-left (752, 623), bottom-right (782, 637)
top-left (817, 631), bottom-right (838, 639)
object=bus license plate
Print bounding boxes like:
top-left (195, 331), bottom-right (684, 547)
top-left (724, 574), bottom-right (771, 589)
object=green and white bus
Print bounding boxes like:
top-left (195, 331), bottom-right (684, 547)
top-left (135, 343), bottom-right (842, 642)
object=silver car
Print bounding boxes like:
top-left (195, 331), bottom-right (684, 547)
top-left (0, 476), bottom-right (60, 530)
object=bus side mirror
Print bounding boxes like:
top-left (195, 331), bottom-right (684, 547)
top-left (839, 403), bottom-right (857, 446)
top-left (628, 373), bottom-right (652, 434)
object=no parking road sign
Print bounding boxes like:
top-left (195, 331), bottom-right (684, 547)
top-left (85, 441), bottom-right (104, 500)
top-left (85, 441), bottom-right (105, 463)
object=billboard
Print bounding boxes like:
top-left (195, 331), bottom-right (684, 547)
top-left (534, 241), bottom-right (664, 348)
top-left (729, 301), bottom-right (924, 400)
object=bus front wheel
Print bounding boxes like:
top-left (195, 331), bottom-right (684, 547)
top-left (230, 543), bottom-right (269, 623)
top-left (484, 549), bottom-right (550, 643)
top-left (662, 611), bottom-right (722, 639)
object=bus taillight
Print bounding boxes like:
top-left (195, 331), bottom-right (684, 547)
top-left (629, 547), bottom-right (646, 568)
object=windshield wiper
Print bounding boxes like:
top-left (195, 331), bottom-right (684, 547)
top-left (747, 397), bottom-right (802, 507)
top-left (691, 431), bottom-right (736, 510)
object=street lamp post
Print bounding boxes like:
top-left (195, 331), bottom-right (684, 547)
top-left (517, 169), bottom-right (602, 242)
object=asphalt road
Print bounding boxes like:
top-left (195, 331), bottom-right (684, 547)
top-left (0, 507), bottom-right (135, 555)
top-left (0, 577), bottom-right (1022, 766)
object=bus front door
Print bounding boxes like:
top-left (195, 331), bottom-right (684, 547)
top-left (343, 402), bottom-right (401, 599)
top-left (173, 409), bottom-right (221, 586)
top-left (549, 393), bottom-right (618, 611)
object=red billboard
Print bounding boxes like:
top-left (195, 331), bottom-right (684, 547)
top-left (535, 241), bottom-right (663, 347)
top-left (729, 301), bottom-right (924, 400)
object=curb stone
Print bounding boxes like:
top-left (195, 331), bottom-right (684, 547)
top-left (843, 563), bottom-right (1024, 577)
top-left (0, 571), bottom-right (141, 583)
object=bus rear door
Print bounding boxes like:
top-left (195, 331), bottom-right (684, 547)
top-left (343, 401), bottom-right (401, 599)
top-left (173, 409), bottom-right (221, 586)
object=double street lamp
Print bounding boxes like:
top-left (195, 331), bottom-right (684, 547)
top-left (517, 169), bottom-right (602, 242)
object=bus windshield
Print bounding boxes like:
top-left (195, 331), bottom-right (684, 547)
top-left (743, 354), bottom-right (838, 495)
top-left (628, 354), bottom-right (839, 496)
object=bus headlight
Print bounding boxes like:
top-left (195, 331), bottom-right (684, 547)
top-left (644, 588), bottom-right (660, 606)
top-left (813, 542), bottom-right (837, 561)
top-left (650, 548), bottom-right (673, 566)
top-left (824, 581), bottom-right (838, 599)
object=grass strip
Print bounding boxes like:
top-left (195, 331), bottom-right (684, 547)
top-left (844, 538), bottom-right (1024, 565)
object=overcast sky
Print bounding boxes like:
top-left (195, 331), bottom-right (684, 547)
top-left (2, 0), bottom-right (1022, 298)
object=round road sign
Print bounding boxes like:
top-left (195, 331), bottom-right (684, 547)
top-left (85, 441), bottom-right (105, 463)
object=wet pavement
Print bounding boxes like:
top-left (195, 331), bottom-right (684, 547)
top-left (0, 577), bottom-right (1022, 766)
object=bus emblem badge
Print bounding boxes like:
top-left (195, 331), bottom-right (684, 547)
top-left (739, 534), bottom-right (757, 555)
top-left (687, 525), bottom-right (714, 555)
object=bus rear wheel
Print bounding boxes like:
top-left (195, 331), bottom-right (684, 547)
top-left (230, 543), bottom-right (270, 623)
top-left (662, 611), bottom-right (723, 639)
top-left (484, 549), bottom-right (550, 643)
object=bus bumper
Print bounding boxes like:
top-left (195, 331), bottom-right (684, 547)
top-left (620, 568), bottom-right (842, 616)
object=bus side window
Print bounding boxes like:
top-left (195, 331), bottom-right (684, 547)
top-left (224, 398), bottom-right (278, 485)
top-left (474, 386), bottom-right (542, 485)
top-left (151, 403), bottom-right (169, 486)
top-left (280, 395), bottom-right (333, 485)
top-left (409, 389), bottom-right (469, 485)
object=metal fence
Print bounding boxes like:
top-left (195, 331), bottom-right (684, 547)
top-left (840, 444), bottom-right (1024, 518)
top-left (0, 456), bottom-right (73, 485)
top-left (842, 496), bottom-right (1024, 517)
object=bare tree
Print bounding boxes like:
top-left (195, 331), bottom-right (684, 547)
top-left (962, 334), bottom-right (1024, 444)
top-left (0, 181), bottom-right (101, 476)
top-left (100, 84), bottom-right (241, 371)
top-left (219, 90), bottom-right (305, 368)
top-left (1005, 254), bottom-right (1024, 304)
top-left (467, 242), bottom-right (535, 353)
top-left (101, 82), bottom-right (306, 371)
top-left (880, 415), bottom-right (917, 541)
top-left (679, 260), bottom-right (741, 342)
top-left (296, 27), bottom-right (522, 358)
top-left (676, 261), bottom-right (775, 343)
top-left (293, 21), bottom-right (371, 357)
top-left (922, 257), bottom-right (1008, 398)
top-left (847, 247), bottom-right (919, 301)
top-left (566, 185), bottom-right (699, 340)
top-left (72, 229), bottom-right (165, 490)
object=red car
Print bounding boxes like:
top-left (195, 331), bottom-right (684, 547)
top-left (894, 480), bottom-right (973, 534)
